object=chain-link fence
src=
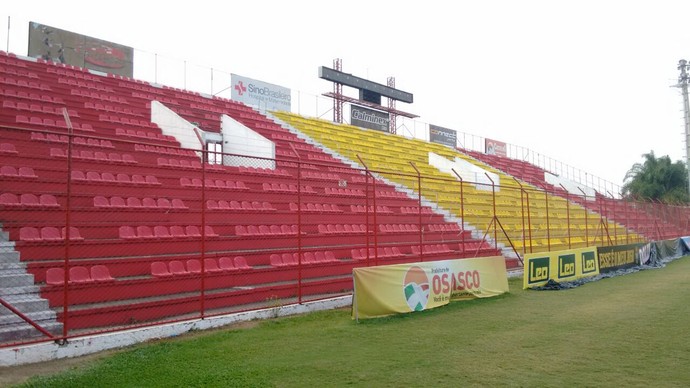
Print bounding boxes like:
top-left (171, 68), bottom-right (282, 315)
top-left (2, 122), bottom-right (688, 348)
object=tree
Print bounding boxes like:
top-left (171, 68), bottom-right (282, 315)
top-left (622, 151), bottom-right (689, 203)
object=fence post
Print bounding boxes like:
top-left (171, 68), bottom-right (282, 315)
top-left (577, 187), bottom-right (589, 246)
top-left (200, 148), bottom-right (207, 318)
top-left (357, 155), bottom-right (376, 265)
top-left (62, 109), bottom-right (74, 341)
top-left (291, 144), bottom-right (303, 302)
top-left (513, 178), bottom-right (532, 254)
top-left (410, 162), bottom-right (423, 261)
top-left (483, 173), bottom-right (498, 250)
top-left (559, 184), bottom-right (572, 249)
top-left (538, 184), bottom-right (551, 251)
top-left (451, 169), bottom-right (465, 255)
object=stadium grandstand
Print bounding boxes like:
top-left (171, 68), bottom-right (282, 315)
top-left (1, 19), bottom-right (689, 361)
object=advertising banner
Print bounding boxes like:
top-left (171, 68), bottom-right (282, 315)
top-left (28, 22), bottom-right (134, 77)
top-left (485, 138), bottom-right (507, 157)
top-left (429, 124), bottom-right (457, 147)
top-left (597, 244), bottom-right (641, 273)
top-left (230, 73), bottom-right (291, 111)
top-left (523, 246), bottom-right (599, 289)
top-left (350, 104), bottom-right (390, 132)
top-left (352, 256), bottom-right (508, 319)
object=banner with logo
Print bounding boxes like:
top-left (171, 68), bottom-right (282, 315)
top-left (485, 138), bottom-right (507, 157)
top-left (230, 73), bottom-right (291, 111)
top-left (523, 246), bottom-right (599, 289)
top-left (596, 244), bottom-right (642, 273)
top-left (28, 22), bottom-right (134, 77)
top-left (350, 105), bottom-right (390, 132)
top-left (352, 256), bottom-right (508, 319)
top-left (429, 124), bottom-right (457, 147)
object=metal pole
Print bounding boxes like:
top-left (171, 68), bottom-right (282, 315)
top-left (677, 60), bottom-right (690, 199)
top-left (6, 16), bottom-right (9, 53)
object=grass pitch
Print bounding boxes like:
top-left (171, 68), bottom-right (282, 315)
top-left (17, 256), bottom-right (690, 387)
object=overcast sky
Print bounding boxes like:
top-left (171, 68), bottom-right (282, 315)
top-left (3, 1), bottom-right (689, 191)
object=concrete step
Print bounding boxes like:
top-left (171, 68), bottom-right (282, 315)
top-left (0, 321), bottom-right (63, 343)
top-left (0, 261), bottom-right (28, 273)
top-left (0, 272), bottom-right (35, 288)
top-left (0, 284), bottom-right (41, 297)
top-left (0, 309), bottom-right (57, 327)
top-left (0, 248), bottom-right (21, 263)
top-left (0, 295), bottom-right (50, 315)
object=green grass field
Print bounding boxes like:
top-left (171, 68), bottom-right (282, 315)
top-left (17, 256), bottom-right (690, 387)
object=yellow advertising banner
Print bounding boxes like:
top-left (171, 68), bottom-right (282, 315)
top-left (352, 256), bottom-right (509, 320)
top-left (522, 246), bottom-right (600, 289)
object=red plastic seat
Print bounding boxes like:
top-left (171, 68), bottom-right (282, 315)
top-left (324, 251), bottom-right (338, 263)
top-left (151, 261), bottom-right (172, 277)
top-left (204, 226), bottom-right (218, 237)
top-left (172, 199), bottom-right (187, 209)
top-left (46, 268), bottom-right (65, 286)
top-left (157, 198), bottom-right (171, 209)
top-left (281, 225), bottom-right (292, 235)
top-left (270, 225), bottom-right (282, 235)
top-left (19, 193), bottom-right (41, 207)
top-left (119, 226), bottom-right (137, 239)
top-left (259, 225), bottom-right (271, 236)
top-left (235, 225), bottom-right (248, 236)
top-left (110, 197), bottom-right (126, 208)
top-left (170, 225), bottom-right (186, 237)
top-left (62, 226), bottom-right (83, 240)
top-left (218, 256), bottom-right (238, 272)
top-left (303, 252), bottom-right (316, 264)
top-left (234, 256), bottom-right (251, 270)
top-left (91, 265), bottom-right (115, 282)
top-left (41, 227), bottom-right (62, 241)
top-left (186, 259), bottom-right (202, 274)
top-left (154, 225), bottom-right (171, 238)
top-left (142, 197), bottom-right (157, 208)
top-left (315, 252), bottom-right (327, 263)
top-left (168, 260), bottom-right (188, 275)
top-left (0, 166), bottom-right (18, 177)
top-left (203, 258), bottom-right (223, 273)
top-left (270, 254), bottom-right (284, 267)
top-left (185, 225), bottom-right (201, 237)
top-left (0, 193), bottom-right (19, 206)
top-left (137, 225), bottom-right (154, 238)
top-left (69, 266), bottom-right (92, 283)
top-left (20, 227), bottom-right (41, 241)
top-left (282, 253), bottom-right (296, 266)
top-left (126, 197), bottom-right (142, 208)
top-left (247, 225), bottom-right (260, 236)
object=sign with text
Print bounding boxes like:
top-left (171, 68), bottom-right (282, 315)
top-left (485, 138), bottom-right (507, 157)
top-left (352, 256), bottom-right (509, 319)
top-left (231, 73), bottom-right (291, 111)
top-left (523, 247), bottom-right (599, 289)
top-left (597, 244), bottom-right (642, 273)
top-left (429, 124), bottom-right (457, 147)
top-left (28, 22), bottom-right (133, 77)
top-left (350, 104), bottom-right (390, 132)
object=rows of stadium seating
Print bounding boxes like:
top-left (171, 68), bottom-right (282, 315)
top-left (464, 149), bottom-right (687, 239)
top-left (270, 111), bottom-right (644, 254)
top-left (0, 51), bottom-right (497, 335)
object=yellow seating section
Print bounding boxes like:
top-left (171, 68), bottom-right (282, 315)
top-left (271, 111), bottom-right (644, 254)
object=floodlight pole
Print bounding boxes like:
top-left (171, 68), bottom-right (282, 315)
top-left (677, 60), bottom-right (690, 199)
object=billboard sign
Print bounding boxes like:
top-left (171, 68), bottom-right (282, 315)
top-left (230, 74), bottom-right (291, 111)
top-left (28, 22), bottom-right (133, 77)
top-left (352, 256), bottom-right (509, 319)
top-left (351, 104), bottom-right (389, 132)
top-left (523, 246), bottom-right (600, 289)
top-left (485, 138), bottom-right (507, 157)
top-left (429, 124), bottom-right (457, 147)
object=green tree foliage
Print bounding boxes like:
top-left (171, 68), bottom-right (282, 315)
top-left (622, 151), bottom-right (689, 203)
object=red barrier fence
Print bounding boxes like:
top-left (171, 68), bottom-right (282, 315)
top-left (1, 126), bottom-right (688, 348)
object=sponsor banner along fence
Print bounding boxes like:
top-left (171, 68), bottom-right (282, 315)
top-left (350, 105), bottom-right (390, 132)
top-left (523, 246), bottom-right (599, 289)
top-left (485, 138), bottom-right (507, 157)
top-left (352, 256), bottom-right (509, 319)
top-left (429, 124), bottom-right (457, 147)
top-left (597, 244), bottom-right (643, 273)
top-left (231, 73), bottom-right (291, 111)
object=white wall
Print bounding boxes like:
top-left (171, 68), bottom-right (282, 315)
top-left (545, 172), bottom-right (596, 199)
top-left (150, 100), bottom-right (203, 155)
top-left (221, 114), bottom-right (275, 169)
top-left (428, 152), bottom-right (499, 191)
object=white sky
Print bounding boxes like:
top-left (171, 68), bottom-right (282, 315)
top-left (3, 1), bottom-right (689, 192)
